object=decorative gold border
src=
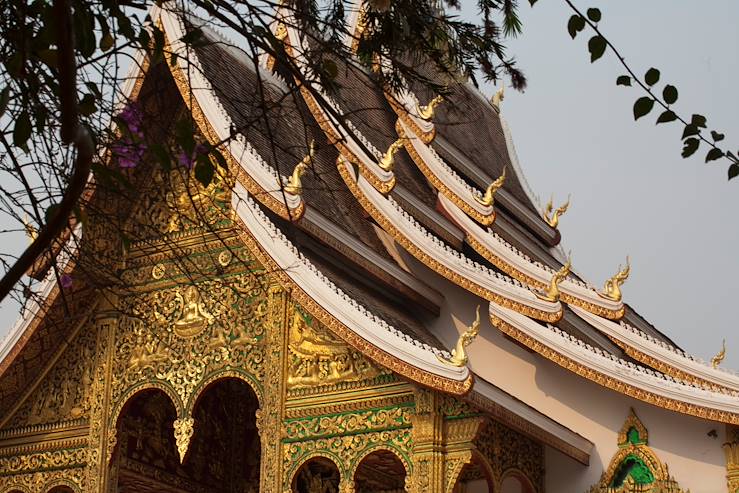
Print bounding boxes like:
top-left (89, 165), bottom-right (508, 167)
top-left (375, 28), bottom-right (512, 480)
top-left (466, 235), bottom-right (625, 320)
top-left (609, 336), bottom-right (737, 395)
top-left (397, 121), bottom-right (495, 226)
top-left (336, 157), bottom-right (562, 324)
top-left (232, 214), bottom-right (474, 396)
top-left (489, 312), bottom-right (739, 425)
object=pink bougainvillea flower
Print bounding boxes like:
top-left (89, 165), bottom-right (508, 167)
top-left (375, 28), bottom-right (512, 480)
top-left (177, 144), bottom-right (208, 170)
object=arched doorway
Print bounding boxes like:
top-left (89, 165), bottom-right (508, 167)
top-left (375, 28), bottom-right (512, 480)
top-left (500, 471), bottom-right (536, 493)
top-left (292, 457), bottom-right (341, 493)
top-left (183, 378), bottom-right (261, 490)
top-left (113, 379), bottom-right (260, 492)
top-left (452, 454), bottom-right (494, 493)
top-left (47, 488), bottom-right (74, 493)
top-left (353, 450), bottom-right (407, 493)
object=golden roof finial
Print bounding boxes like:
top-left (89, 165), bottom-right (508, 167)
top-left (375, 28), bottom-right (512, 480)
top-left (284, 140), bottom-right (315, 195)
top-left (711, 339), bottom-right (726, 369)
top-left (535, 255), bottom-right (571, 302)
top-left (599, 257), bottom-right (630, 302)
top-left (23, 214), bottom-right (38, 243)
top-left (417, 95), bottom-right (444, 121)
top-left (543, 195), bottom-right (570, 229)
top-left (437, 305), bottom-right (481, 367)
top-left (473, 166), bottom-right (506, 207)
top-left (491, 84), bottom-right (505, 110)
top-left (379, 138), bottom-right (404, 172)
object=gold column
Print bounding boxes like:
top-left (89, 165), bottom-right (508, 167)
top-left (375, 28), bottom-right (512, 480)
top-left (443, 417), bottom-right (484, 493)
top-left (85, 293), bottom-right (119, 492)
top-left (410, 387), bottom-right (445, 493)
top-left (725, 426), bottom-right (739, 493)
top-left (260, 285), bottom-right (290, 493)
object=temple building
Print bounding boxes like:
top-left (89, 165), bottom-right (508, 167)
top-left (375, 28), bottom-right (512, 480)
top-left (1, 5), bottom-right (738, 493)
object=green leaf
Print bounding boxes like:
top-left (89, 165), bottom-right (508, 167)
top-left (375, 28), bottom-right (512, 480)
top-left (682, 124), bottom-right (699, 139)
top-left (691, 114), bottom-right (707, 128)
top-left (79, 93), bottom-right (97, 116)
top-left (100, 32), bottom-right (114, 52)
top-left (633, 97), bottom-right (654, 120)
top-left (37, 49), bottom-right (58, 68)
top-left (0, 87), bottom-right (9, 118)
top-left (322, 59), bottom-right (338, 80)
top-left (567, 15), bottom-right (585, 39)
top-left (13, 111), bottom-right (31, 148)
top-left (681, 138), bottom-right (699, 158)
top-left (45, 203), bottom-right (60, 223)
top-left (711, 131), bottom-right (725, 142)
top-left (728, 163), bottom-right (739, 180)
top-left (194, 159), bottom-right (214, 187)
top-left (705, 148), bottom-right (724, 163)
top-left (529, 0), bottom-right (538, 5)
top-left (644, 68), bottom-right (660, 86)
top-left (588, 35), bottom-right (607, 62)
top-left (662, 85), bottom-right (678, 104)
top-left (586, 8), bottom-right (601, 22)
top-left (656, 110), bottom-right (677, 124)
top-left (616, 75), bottom-right (631, 86)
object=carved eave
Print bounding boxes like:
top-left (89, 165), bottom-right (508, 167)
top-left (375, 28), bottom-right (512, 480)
top-left (281, 21), bottom-right (396, 195)
top-left (386, 90), bottom-right (437, 144)
top-left (398, 119), bottom-right (497, 226)
top-left (337, 156), bottom-right (563, 323)
top-left (159, 11), bottom-right (307, 221)
top-left (572, 305), bottom-right (739, 395)
top-left (488, 302), bottom-right (739, 424)
top-left (438, 194), bottom-right (625, 320)
top-left (230, 183), bottom-right (473, 395)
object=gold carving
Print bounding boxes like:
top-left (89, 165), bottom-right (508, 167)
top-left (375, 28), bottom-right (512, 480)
top-left (712, 339), bottom-right (727, 369)
top-left (218, 249), bottom-right (233, 267)
top-left (472, 167), bottom-right (506, 208)
top-left (287, 310), bottom-right (382, 388)
top-left (417, 95), bottom-right (444, 121)
top-left (151, 263), bottom-right (166, 280)
top-left (284, 140), bottom-right (315, 196)
top-left (543, 195), bottom-right (570, 229)
top-left (535, 256), bottom-right (571, 303)
top-left (438, 306), bottom-right (481, 367)
top-left (173, 285), bottom-right (215, 337)
top-left (379, 138), bottom-right (405, 172)
top-left (173, 417), bottom-right (195, 463)
top-left (599, 257), bottom-right (630, 302)
top-left (724, 427), bottom-right (739, 493)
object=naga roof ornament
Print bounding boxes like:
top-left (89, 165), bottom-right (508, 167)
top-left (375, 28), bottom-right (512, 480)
top-left (599, 257), bottom-right (630, 302)
top-left (491, 84), bottom-right (505, 111)
top-left (379, 138), bottom-right (405, 172)
top-left (417, 95), bottom-right (444, 121)
top-left (535, 255), bottom-right (571, 303)
top-left (712, 339), bottom-right (727, 369)
top-left (473, 166), bottom-right (506, 208)
top-left (283, 140), bottom-right (315, 196)
top-left (438, 305), bottom-right (482, 367)
top-left (543, 195), bottom-right (570, 229)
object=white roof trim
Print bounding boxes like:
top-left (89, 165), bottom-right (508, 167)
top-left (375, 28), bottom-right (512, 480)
top-left (338, 157), bottom-right (561, 319)
top-left (438, 193), bottom-right (623, 314)
top-left (571, 305), bottom-right (739, 393)
top-left (231, 182), bottom-right (469, 383)
top-left (490, 302), bottom-right (739, 417)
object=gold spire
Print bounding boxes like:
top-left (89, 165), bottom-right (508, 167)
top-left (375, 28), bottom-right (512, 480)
top-left (437, 305), bottom-right (481, 367)
top-left (379, 138), bottom-right (404, 172)
top-left (473, 167), bottom-right (506, 207)
top-left (543, 195), bottom-right (570, 229)
top-left (491, 84), bottom-right (505, 110)
top-left (535, 255), bottom-right (571, 302)
top-left (416, 95), bottom-right (443, 121)
top-left (284, 140), bottom-right (315, 195)
top-left (711, 339), bottom-right (726, 369)
top-left (599, 257), bottom-right (630, 302)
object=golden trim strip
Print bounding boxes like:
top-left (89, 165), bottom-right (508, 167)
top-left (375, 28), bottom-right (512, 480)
top-left (398, 121), bottom-right (495, 226)
top-left (231, 215), bottom-right (474, 396)
top-left (336, 157), bottom-right (562, 323)
top-left (489, 312), bottom-right (739, 425)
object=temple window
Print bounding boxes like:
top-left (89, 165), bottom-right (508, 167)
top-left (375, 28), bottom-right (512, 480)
top-left (292, 457), bottom-right (341, 493)
top-left (353, 449), bottom-right (407, 493)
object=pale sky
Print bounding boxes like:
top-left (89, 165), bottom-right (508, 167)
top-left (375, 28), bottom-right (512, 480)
top-left (468, 0), bottom-right (739, 369)
top-left (1, 1), bottom-right (737, 371)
